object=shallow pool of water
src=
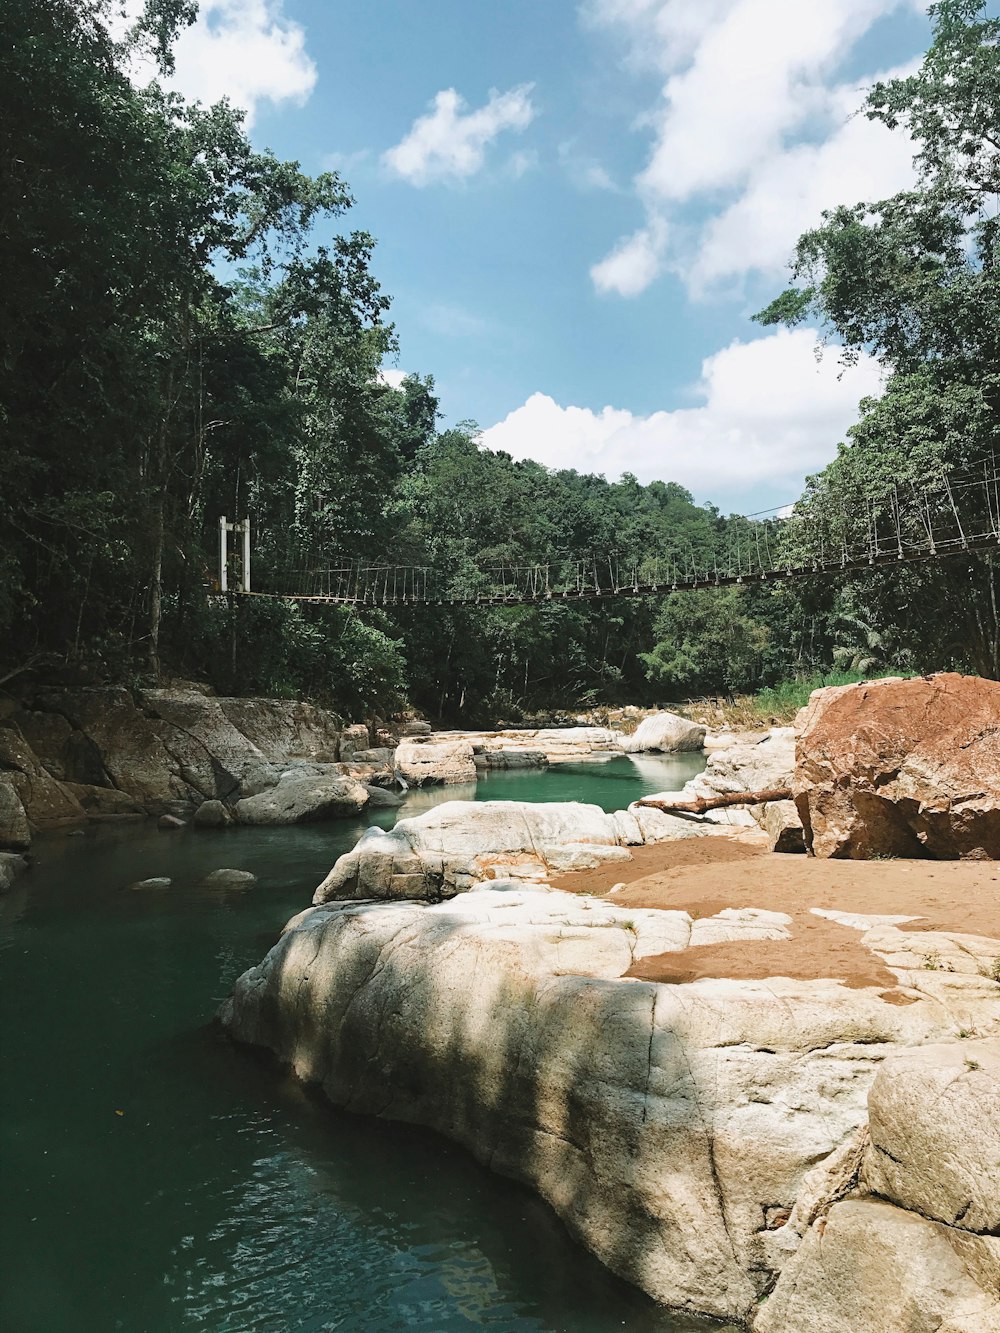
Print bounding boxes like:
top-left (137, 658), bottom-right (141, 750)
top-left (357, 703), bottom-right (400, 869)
top-left (0, 756), bottom-right (737, 1333)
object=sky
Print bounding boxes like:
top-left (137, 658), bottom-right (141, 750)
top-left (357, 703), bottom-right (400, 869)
top-left (146, 0), bottom-right (937, 511)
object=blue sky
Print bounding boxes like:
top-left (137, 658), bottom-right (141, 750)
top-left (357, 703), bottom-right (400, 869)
top-left (153, 0), bottom-right (938, 510)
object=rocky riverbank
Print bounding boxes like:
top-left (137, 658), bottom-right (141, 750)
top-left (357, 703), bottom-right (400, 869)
top-left (0, 684), bottom-right (710, 861)
top-left (220, 673), bottom-right (1000, 1330)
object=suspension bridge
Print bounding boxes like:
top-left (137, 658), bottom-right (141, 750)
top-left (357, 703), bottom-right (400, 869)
top-left (220, 458), bottom-right (1000, 609)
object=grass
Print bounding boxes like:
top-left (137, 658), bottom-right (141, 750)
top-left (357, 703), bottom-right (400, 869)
top-left (681, 669), bottom-right (916, 728)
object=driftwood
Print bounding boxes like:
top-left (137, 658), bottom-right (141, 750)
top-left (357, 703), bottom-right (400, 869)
top-left (636, 787), bottom-right (792, 815)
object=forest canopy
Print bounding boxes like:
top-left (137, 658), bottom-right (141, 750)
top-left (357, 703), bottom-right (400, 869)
top-left (1, 0), bottom-right (997, 722)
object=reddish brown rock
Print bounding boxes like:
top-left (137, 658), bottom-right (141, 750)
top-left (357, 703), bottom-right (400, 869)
top-left (794, 673), bottom-right (1000, 860)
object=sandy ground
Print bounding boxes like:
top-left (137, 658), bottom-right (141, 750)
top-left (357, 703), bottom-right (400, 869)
top-left (553, 838), bottom-right (1000, 992)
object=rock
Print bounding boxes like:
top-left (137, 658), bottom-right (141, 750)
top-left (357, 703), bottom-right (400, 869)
top-left (794, 673), bottom-right (1000, 859)
top-left (158, 814), bottom-right (186, 830)
top-left (338, 724), bottom-right (371, 760)
top-left (437, 727), bottom-right (624, 764)
top-left (0, 851), bottom-right (28, 892)
top-left (234, 774), bottom-right (369, 826)
top-left (394, 738), bottom-right (477, 787)
top-left (12, 708), bottom-right (108, 785)
top-left (221, 887), bottom-right (1000, 1324)
top-left (62, 783), bottom-right (144, 817)
top-left (638, 728), bottom-right (798, 838)
top-left (349, 748), bottom-right (395, 765)
top-left (129, 877), bottom-right (171, 891)
top-left (31, 687), bottom-right (346, 814)
top-left (313, 799), bottom-right (673, 903)
top-left (0, 778), bottom-right (31, 850)
top-left (753, 1199), bottom-right (1000, 1333)
top-left (193, 799), bottom-right (231, 828)
top-left (474, 747), bottom-right (547, 770)
top-left (862, 1040), bottom-right (1000, 1233)
top-left (755, 799), bottom-right (805, 854)
top-left (399, 720), bottom-right (432, 737)
top-left (216, 698), bottom-right (342, 766)
top-left (202, 868), bottom-right (257, 887)
top-left (364, 785), bottom-right (402, 808)
top-left (623, 711), bottom-right (707, 754)
top-left (0, 724), bottom-right (87, 830)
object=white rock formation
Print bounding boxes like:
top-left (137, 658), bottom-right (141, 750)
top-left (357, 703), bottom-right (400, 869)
top-left (394, 738), bottom-right (477, 786)
top-left (622, 711), bottom-right (706, 754)
top-left (641, 728), bottom-right (803, 850)
top-left (754, 1199), bottom-right (1000, 1333)
top-left (862, 1040), bottom-right (1000, 1233)
top-left (220, 885), bottom-right (1000, 1325)
top-left (437, 727), bottom-right (624, 764)
top-left (312, 798), bottom-right (733, 903)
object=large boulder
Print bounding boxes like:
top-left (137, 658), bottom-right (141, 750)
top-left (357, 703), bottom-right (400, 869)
top-left (338, 723), bottom-right (371, 760)
top-left (0, 778), bottom-right (31, 850)
top-left (794, 674), bottom-right (1000, 859)
top-left (36, 687), bottom-right (194, 809)
top-left (0, 850), bottom-right (28, 890)
top-left (623, 711), bottom-right (706, 754)
top-left (221, 886), bottom-right (1000, 1325)
top-left (394, 738), bottom-right (477, 786)
top-left (754, 1199), bottom-right (1000, 1333)
top-left (862, 1040), bottom-right (1000, 1233)
top-left (234, 774), bottom-right (369, 825)
top-left (312, 798), bottom-right (724, 903)
top-left (216, 698), bottom-right (341, 764)
top-left (0, 724), bottom-right (86, 829)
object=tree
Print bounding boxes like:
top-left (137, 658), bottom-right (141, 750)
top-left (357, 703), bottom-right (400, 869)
top-left (756, 0), bottom-right (1000, 676)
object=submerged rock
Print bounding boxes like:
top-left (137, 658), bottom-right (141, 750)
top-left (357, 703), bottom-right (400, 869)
top-left (202, 868), bottom-right (257, 887)
top-left (193, 799), bottom-right (231, 828)
top-left (0, 852), bottom-right (28, 892)
top-left (129, 877), bottom-right (171, 891)
top-left (363, 785), bottom-right (402, 808)
top-left (158, 814), bottom-right (186, 831)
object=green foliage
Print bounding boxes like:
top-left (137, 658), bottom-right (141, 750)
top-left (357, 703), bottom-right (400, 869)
top-left (3, 0), bottom-right (996, 721)
top-left (753, 669), bottom-right (912, 718)
top-left (641, 590), bottom-right (771, 698)
top-left (758, 0), bottom-right (1000, 680)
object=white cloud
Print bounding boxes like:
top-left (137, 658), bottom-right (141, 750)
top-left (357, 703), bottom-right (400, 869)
top-left (590, 216), bottom-right (669, 296)
top-left (383, 85), bottom-right (536, 186)
top-left (378, 368), bottom-right (408, 389)
top-left (690, 77), bottom-right (918, 292)
top-left (479, 328), bottom-right (884, 503)
top-left (585, 0), bottom-right (925, 297)
top-left (115, 0), bottom-right (316, 127)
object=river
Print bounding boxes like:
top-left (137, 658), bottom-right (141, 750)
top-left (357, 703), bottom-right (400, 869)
top-left (1, 754), bottom-right (741, 1333)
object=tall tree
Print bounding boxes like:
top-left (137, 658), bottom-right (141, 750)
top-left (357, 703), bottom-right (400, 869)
top-left (756, 0), bottom-right (1000, 675)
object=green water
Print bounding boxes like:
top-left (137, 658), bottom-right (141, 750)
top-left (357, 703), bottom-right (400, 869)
top-left (0, 755), bottom-right (732, 1333)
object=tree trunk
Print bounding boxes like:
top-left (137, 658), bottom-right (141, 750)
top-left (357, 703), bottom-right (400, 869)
top-left (637, 787), bottom-right (792, 815)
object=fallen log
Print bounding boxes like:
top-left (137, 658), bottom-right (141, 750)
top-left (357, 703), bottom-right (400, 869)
top-left (637, 787), bottom-right (792, 815)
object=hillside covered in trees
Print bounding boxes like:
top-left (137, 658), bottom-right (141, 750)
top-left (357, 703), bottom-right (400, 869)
top-left (2, 0), bottom-right (997, 723)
